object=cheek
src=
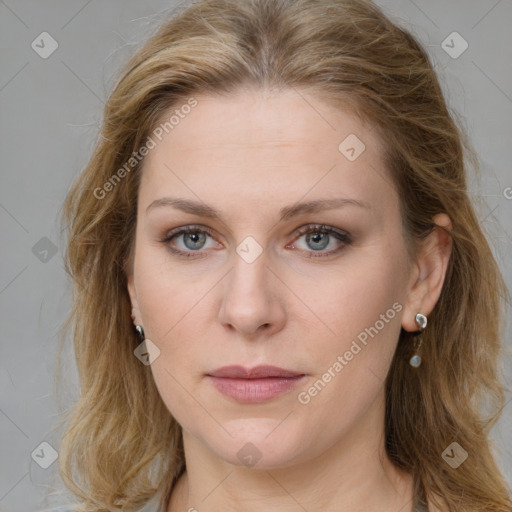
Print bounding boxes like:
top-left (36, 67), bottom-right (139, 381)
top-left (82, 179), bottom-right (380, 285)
top-left (134, 245), bottom-right (208, 341)
top-left (135, 262), bottom-right (212, 430)
top-left (293, 247), bottom-right (407, 413)
top-left (295, 251), bottom-right (406, 353)
top-left (300, 250), bottom-right (407, 426)
top-left (133, 250), bottom-right (208, 400)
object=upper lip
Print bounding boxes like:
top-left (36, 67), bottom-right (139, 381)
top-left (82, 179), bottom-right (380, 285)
top-left (207, 365), bottom-right (304, 379)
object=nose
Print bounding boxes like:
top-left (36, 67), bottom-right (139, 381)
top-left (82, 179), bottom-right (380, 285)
top-left (217, 245), bottom-right (286, 338)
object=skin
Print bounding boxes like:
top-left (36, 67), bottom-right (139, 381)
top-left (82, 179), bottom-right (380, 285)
top-left (126, 87), bottom-right (452, 512)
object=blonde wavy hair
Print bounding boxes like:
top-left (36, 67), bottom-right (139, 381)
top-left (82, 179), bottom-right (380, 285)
top-left (56, 0), bottom-right (511, 510)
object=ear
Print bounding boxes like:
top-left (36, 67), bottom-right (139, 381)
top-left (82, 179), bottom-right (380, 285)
top-left (401, 213), bottom-right (453, 332)
top-left (126, 270), bottom-right (143, 327)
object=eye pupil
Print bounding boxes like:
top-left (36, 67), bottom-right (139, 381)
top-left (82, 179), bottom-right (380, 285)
top-left (306, 231), bottom-right (329, 250)
top-left (184, 231), bottom-right (206, 250)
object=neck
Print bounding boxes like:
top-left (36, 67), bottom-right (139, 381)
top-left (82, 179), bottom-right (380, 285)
top-left (167, 392), bottom-right (415, 512)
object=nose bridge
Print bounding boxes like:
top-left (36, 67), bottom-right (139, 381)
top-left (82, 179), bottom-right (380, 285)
top-left (218, 236), bottom-right (284, 334)
top-left (228, 236), bottom-right (271, 305)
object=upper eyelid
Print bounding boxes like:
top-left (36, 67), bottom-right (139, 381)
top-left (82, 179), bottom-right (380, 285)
top-left (163, 223), bottom-right (349, 238)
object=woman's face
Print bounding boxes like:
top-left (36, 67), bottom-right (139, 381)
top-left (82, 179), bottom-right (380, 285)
top-left (127, 87), bottom-right (417, 468)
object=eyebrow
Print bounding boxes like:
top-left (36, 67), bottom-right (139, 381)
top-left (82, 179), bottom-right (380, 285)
top-left (146, 196), bottom-right (371, 222)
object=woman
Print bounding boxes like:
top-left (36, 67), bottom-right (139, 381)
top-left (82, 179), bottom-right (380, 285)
top-left (55, 0), bottom-right (511, 511)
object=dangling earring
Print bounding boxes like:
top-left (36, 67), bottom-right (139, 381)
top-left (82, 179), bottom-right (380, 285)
top-left (135, 324), bottom-right (145, 343)
top-left (409, 313), bottom-right (427, 368)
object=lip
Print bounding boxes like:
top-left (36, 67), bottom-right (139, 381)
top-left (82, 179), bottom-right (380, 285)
top-left (208, 365), bottom-right (303, 379)
top-left (206, 365), bottom-right (306, 403)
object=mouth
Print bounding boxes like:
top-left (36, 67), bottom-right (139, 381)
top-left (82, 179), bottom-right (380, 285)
top-left (206, 365), bottom-right (306, 403)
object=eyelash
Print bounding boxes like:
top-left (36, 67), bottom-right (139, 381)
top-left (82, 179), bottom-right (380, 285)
top-left (160, 224), bottom-right (352, 259)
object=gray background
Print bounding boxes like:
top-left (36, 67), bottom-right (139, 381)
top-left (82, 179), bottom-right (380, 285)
top-left (0, 1), bottom-right (511, 511)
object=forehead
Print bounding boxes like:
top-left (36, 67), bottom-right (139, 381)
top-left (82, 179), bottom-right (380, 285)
top-left (148, 87), bottom-right (383, 157)
top-left (139, 87), bottom-right (394, 216)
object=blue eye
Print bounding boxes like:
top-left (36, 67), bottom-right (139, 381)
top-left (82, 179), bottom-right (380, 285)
top-left (290, 224), bottom-right (352, 258)
top-left (160, 224), bottom-right (351, 259)
top-left (160, 225), bottom-right (218, 258)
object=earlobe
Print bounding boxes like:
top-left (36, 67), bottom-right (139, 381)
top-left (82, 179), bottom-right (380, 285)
top-left (401, 213), bottom-right (453, 332)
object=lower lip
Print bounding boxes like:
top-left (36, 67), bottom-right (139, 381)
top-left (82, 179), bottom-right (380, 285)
top-left (207, 375), bottom-right (306, 403)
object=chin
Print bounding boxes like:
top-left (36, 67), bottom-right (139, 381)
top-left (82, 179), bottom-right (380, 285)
top-left (203, 418), bottom-right (309, 469)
